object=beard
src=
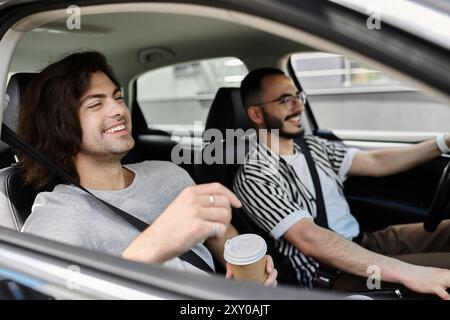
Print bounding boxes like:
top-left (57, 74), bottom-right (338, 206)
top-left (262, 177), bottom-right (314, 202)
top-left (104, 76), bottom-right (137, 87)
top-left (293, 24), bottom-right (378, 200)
top-left (80, 134), bottom-right (135, 162)
top-left (261, 109), bottom-right (304, 139)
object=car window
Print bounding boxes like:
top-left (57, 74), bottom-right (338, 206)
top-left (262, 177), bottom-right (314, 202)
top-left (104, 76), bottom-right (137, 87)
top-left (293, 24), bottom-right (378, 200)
top-left (291, 52), bottom-right (450, 141)
top-left (137, 57), bottom-right (248, 139)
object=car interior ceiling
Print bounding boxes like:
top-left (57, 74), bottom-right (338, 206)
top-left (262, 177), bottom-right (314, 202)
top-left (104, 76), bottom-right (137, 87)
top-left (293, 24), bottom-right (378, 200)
top-left (9, 11), bottom-right (311, 86)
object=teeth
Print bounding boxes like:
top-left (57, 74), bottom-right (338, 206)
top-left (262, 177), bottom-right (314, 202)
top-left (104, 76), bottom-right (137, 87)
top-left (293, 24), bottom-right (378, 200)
top-left (105, 124), bottom-right (125, 133)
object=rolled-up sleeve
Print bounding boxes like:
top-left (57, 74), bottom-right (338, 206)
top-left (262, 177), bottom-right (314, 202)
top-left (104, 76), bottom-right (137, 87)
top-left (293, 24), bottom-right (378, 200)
top-left (318, 138), bottom-right (359, 182)
top-left (338, 147), bottom-right (359, 182)
top-left (271, 208), bottom-right (312, 239)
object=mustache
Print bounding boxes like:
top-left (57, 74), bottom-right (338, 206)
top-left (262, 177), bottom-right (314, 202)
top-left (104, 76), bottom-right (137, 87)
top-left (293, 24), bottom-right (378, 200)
top-left (285, 112), bottom-right (302, 121)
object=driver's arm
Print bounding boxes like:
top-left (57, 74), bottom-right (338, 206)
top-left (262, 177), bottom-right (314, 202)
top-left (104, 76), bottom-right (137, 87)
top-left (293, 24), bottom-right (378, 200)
top-left (348, 136), bottom-right (448, 177)
top-left (284, 219), bottom-right (450, 299)
top-left (285, 219), bottom-right (405, 280)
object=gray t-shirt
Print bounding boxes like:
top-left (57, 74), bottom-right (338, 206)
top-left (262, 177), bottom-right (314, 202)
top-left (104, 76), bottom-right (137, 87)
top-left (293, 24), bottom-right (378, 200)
top-left (22, 161), bottom-right (215, 275)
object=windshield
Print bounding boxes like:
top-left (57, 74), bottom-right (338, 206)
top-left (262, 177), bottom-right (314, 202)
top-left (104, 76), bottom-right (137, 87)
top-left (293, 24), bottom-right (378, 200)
top-left (331, 0), bottom-right (450, 49)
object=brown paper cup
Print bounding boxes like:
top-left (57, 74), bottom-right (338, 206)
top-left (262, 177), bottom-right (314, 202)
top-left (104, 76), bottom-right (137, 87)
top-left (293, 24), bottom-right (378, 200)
top-left (224, 234), bottom-right (268, 284)
top-left (229, 255), bottom-right (268, 284)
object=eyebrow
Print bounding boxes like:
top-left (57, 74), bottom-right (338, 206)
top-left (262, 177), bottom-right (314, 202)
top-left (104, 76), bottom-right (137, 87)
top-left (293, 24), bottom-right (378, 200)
top-left (80, 87), bottom-right (122, 105)
top-left (275, 91), bottom-right (299, 101)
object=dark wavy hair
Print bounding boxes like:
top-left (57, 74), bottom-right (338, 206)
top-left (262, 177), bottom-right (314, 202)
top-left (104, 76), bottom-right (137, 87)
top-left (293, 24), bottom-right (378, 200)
top-left (240, 67), bottom-right (285, 109)
top-left (17, 51), bottom-right (120, 191)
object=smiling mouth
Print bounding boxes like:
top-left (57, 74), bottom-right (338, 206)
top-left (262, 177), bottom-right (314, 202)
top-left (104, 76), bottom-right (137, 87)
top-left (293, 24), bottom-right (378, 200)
top-left (103, 123), bottom-right (127, 134)
top-left (286, 113), bottom-right (301, 126)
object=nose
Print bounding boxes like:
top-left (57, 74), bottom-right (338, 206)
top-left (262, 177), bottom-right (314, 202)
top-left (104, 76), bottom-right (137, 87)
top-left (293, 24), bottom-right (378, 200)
top-left (106, 96), bottom-right (127, 118)
top-left (292, 98), bottom-right (304, 113)
top-left (299, 99), bottom-right (305, 112)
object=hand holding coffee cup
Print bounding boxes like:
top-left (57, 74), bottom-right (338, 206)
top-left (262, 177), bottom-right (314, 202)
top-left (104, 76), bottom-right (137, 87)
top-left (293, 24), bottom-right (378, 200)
top-left (224, 234), bottom-right (268, 284)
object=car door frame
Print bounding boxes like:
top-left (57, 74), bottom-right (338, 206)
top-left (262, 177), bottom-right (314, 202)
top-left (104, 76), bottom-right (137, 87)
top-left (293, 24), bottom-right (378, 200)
top-left (0, 0), bottom-right (449, 298)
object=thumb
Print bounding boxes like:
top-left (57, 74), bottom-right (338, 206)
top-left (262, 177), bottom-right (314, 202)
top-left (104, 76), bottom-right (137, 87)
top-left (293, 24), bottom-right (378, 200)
top-left (225, 263), bottom-right (233, 279)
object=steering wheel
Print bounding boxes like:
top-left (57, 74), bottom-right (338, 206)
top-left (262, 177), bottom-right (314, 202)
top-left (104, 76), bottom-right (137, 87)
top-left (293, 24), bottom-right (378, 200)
top-left (424, 158), bottom-right (450, 232)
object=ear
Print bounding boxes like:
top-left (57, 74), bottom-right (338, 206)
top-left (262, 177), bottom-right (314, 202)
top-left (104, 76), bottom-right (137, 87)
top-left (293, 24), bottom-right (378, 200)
top-left (247, 106), bottom-right (264, 126)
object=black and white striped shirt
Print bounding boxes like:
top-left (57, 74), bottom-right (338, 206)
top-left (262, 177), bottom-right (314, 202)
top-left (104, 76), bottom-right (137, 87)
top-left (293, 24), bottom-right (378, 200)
top-left (233, 135), bottom-right (357, 288)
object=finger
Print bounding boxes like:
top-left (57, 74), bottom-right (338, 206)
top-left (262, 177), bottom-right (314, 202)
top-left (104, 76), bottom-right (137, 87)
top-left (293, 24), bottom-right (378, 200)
top-left (445, 273), bottom-right (450, 287)
top-left (194, 183), bottom-right (242, 208)
top-left (264, 269), bottom-right (278, 287)
top-left (265, 255), bottom-right (274, 273)
top-left (198, 207), bottom-right (231, 225)
top-left (198, 194), bottom-right (231, 209)
top-left (225, 263), bottom-right (233, 279)
top-left (206, 221), bottom-right (228, 239)
top-left (435, 287), bottom-right (450, 300)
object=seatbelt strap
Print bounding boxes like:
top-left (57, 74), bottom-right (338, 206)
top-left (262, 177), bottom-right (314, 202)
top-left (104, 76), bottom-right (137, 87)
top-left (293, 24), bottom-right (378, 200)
top-left (295, 136), bottom-right (341, 288)
top-left (1, 124), bottom-right (214, 273)
top-left (294, 136), bottom-right (329, 229)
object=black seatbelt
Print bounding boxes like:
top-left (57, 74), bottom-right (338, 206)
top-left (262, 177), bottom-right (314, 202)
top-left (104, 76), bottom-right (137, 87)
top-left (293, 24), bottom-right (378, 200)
top-left (294, 136), bottom-right (341, 288)
top-left (294, 136), bottom-right (329, 228)
top-left (1, 124), bottom-right (213, 273)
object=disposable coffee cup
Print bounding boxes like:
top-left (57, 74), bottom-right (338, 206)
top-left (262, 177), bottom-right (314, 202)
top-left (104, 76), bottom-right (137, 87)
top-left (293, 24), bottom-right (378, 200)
top-left (224, 233), bottom-right (268, 283)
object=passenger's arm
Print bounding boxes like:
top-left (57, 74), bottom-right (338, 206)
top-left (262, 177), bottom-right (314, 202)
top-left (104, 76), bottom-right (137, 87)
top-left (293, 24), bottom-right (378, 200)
top-left (206, 224), bottom-right (239, 267)
top-left (349, 137), bottom-right (446, 177)
top-left (122, 183), bottom-right (241, 264)
top-left (285, 219), bottom-right (450, 299)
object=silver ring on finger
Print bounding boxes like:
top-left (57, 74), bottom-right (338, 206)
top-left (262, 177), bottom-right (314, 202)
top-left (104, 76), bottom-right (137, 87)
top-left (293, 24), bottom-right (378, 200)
top-left (209, 194), bottom-right (215, 206)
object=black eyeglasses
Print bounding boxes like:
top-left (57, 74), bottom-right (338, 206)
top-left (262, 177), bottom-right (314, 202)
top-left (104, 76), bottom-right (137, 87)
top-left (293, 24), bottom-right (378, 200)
top-left (254, 91), bottom-right (307, 111)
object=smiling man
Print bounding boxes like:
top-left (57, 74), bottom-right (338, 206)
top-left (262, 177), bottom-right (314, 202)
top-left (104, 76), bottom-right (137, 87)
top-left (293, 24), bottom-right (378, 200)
top-left (17, 51), bottom-right (277, 285)
top-left (233, 68), bottom-right (450, 298)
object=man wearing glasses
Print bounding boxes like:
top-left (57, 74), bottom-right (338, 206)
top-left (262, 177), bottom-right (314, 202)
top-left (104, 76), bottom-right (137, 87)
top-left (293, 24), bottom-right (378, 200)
top-left (233, 68), bottom-right (450, 299)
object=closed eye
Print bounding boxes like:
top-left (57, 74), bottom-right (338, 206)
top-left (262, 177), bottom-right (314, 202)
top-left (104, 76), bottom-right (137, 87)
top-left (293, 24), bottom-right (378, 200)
top-left (87, 103), bottom-right (101, 109)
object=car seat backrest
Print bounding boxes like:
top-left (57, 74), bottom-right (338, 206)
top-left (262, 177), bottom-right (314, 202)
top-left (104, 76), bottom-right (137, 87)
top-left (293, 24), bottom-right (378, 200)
top-left (0, 73), bottom-right (38, 230)
top-left (204, 87), bottom-right (253, 134)
top-left (0, 73), bottom-right (35, 168)
top-left (195, 87), bottom-right (252, 188)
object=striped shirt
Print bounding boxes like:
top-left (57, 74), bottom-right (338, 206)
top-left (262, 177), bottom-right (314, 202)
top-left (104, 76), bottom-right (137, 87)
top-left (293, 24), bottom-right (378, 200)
top-left (233, 135), bottom-right (359, 287)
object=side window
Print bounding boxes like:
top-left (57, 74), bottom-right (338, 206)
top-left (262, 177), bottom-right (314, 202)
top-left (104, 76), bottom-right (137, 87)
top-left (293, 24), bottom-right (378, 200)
top-left (137, 57), bottom-right (248, 143)
top-left (290, 52), bottom-right (450, 141)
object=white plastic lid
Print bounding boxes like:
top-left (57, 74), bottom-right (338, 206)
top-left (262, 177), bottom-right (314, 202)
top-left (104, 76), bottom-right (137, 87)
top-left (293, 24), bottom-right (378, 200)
top-left (223, 234), bottom-right (267, 265)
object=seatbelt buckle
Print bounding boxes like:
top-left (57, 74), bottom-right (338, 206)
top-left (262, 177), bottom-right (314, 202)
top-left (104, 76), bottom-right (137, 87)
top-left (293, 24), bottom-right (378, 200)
top-left (313, 273), bottom-right (332, 289)
top-left (313, 267), bottom-right (341, 290)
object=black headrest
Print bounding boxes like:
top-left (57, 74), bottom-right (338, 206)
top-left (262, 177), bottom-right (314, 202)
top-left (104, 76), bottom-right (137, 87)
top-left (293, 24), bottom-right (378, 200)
top-left (204, 87), bottom-right (253, 136)
top-left (1, 73), bottom-right (36, 152)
